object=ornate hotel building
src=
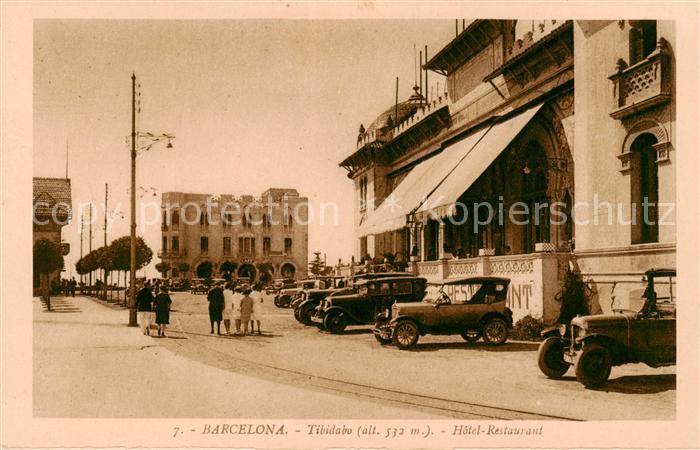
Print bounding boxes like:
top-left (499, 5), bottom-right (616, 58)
top-left (340, 20), bottom-right (675, 322)
top-left (160, 188), bottom-right (308, 281)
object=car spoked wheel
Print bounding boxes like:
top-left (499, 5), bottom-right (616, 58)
top-left (460, 329), bottom-right (481, 343)
top-left (373, 329), bottom-right (392, 345)
top-left (575, 343), bottom-right (612, 388)
top-left (392, 320), bottom-right (419, 350)
top-left (537, 337), bottom-right (570, 378)
top-left (323, 311), bottom-right (347, 334)
top-left (299, 304), bottom-right (316, 326)
top-left (482, 318), bottom-right (508, 345)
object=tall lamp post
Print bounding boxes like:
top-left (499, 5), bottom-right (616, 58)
top-left (128, 73), bottom-right (174, 326)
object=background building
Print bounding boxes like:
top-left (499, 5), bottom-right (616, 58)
top-left (160, 188), bottom-right (308, 282)
top-left (33, 177), bottom-right (72, 295)
top-left (340, 20), bottom-right (675, 322)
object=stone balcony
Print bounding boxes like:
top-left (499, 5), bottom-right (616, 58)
top-left (157, 249), bottom-right (187, 258)
top-left (609, 38), bottom-right (672, 120)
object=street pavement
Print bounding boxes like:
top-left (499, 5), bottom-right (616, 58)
top-left (32, 295), bottom-right (436, 418)
top-left (33, 291), bottom-right (676, 419)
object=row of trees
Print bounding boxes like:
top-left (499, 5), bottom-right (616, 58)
top-left (75, 236), bottom-right (153, 301)
top-left (153, 259), bottom-right (275, 283)
top-left (33, 239), bottom-right (66, 310)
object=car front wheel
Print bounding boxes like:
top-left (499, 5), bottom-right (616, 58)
top-left (392, 320), bottom-right (419, 350)
top-left (299, 304), bottom-right (316, 326)
top-left (575, 343), bottom-right (612, 388)
top-left (482, 318), bottom-right (508, 344)
top-left (460, 329), bottom-right (481, 343)
top-left (324, 311), bottom-right (347, 334)
top-left (537, 337), bottom-right (570, 378)
top-left (373, 330), bottom-right (392, 345)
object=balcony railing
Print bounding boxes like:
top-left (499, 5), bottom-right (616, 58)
top-left (157, 249), bottom-right (187, 258)
top-left (609, 38), bottom-right (672, 120)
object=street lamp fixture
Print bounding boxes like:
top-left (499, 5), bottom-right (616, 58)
top-left (128, 73), bottom-right (175, 327)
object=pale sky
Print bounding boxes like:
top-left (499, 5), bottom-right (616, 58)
top-left (33, 19), bottom-right (455, 277)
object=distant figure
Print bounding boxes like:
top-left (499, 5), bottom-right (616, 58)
top-left (207, 282), bottom-right (225, 335)
top-left (638, 284), bottom-right (658, 319)
top-left (222, 282), bottom-right (234, 335)
top-left (153, 286), bottom-right (172, 337)
top-left (136, 281), bottom-right (154, 335)
top-left (69, 277), bottom-right (77, 297)
top-left (239, 288), bottom-right (254, 335)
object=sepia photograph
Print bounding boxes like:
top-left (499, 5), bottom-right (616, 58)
top-left (2, 2), bottom-right (699, 449)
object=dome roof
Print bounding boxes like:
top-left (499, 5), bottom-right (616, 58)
top-left (366, 91), bottom-right (423, 133)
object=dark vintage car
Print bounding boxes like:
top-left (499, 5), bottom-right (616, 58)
top-left (274, 279), bottom-right (317, 308)
top-left (189, 278), bottom-right (209, 295)
top-left (294, 272), bottom-right (415, 326)
top-left (170, 279), bottom-right (190, 292)
top-left (372, 276), bottom-right (513, 349)
top-left (311, 276), bottom-right (428, 334)
top-left (537, 268), bottom-right (676, 388)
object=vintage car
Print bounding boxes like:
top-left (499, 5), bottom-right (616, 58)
top-left (189, 278), bottom-right (209, 295)
top-left (372, 276), bottom-right (513, 349)
top-left (311, 276), bottom-right (428, 334)
top-left (274, 279), bottom-right (317, 308)
top-left (294, 272), bottom-right (415, 325)
top-left (537, 268), bottom-right (676, 388)
top-left (170, 279), bottom-right (190, 292)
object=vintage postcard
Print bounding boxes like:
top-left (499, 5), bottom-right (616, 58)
top-left (1, 1), bottom-right (699, 449)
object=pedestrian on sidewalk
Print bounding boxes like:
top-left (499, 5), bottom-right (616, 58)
top-left (249, 282), bottom-right (264, 335)
top-left (207, 281), bottom-right (225, 335)
top-left (239, 286), bottom-right (254, 335)
top-left (153, 285), bottom-right (172, 337)
top-left (69, 277), bottom-right (77, 297)
top-left (136, 281), bottom-right (154, 335)
top-left (222, 282), bottom-right (234, 335)
top-left (232, 286), bottom-right (243, 335)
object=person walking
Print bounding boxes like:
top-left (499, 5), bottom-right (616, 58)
top-left (136, 281), bottom-right (154, 335)
top-left (239, 287), bottom-right (254, 335)
top-left (207, 282), bottom-right (225, 335)
top-left (69, 277), bottom-right (77, 297)
top-left (153, 285), bottom-right (172, 337)
top-left (222, 282), bottom-right (234, 335)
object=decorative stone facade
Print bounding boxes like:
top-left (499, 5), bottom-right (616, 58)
top-left (160, 188), bottom-right (308, 282)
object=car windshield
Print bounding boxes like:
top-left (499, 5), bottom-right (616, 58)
top-left (425, 282), bottom-right (502, 304)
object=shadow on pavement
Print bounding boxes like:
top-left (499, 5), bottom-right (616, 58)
top-left (593, 374), bottom-right (676, 394)
top-left (409, 341), bottom-right (539, 352)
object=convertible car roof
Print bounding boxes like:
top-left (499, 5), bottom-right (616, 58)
top-left (645, 268), bottom-right (676, 277)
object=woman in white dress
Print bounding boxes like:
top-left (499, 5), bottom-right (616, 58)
top-left (249, 283), bottom-right (264, 335)
top-left (232, 286), bottom-right (243, 334)
top-left (222, 283), bottom-right (234, 335)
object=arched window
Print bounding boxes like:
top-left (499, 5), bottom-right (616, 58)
top-left (629, 20), bottom-right (657, 65)
top-left (630, 133), bottom-right (659, 244)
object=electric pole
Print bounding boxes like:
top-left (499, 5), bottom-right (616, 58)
top-left (89, 202), bottom-right (93, 287)
top-left (80, 213), bottom-right (84, 285)
top-left (129, 73), bottom-right (138, 326)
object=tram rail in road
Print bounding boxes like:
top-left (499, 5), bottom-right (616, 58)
top-left (169, 317), bottom-right (581, 421)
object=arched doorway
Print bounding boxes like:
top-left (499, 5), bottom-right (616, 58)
top-left (196, 261), bottom-right (213, 278)
top-left (237, 264), bottom-right (257, 281)
top-left (630, 133), bottom-right (659, 244)
top-left (521, 140), bottom-right (550, 253)
top-left (280, 263), bottom-right (296, 279)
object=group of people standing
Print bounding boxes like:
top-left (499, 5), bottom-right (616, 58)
top-left (52, 277), bottom-right (77, 296)
top-left (136, 281), bottom-right (172, 337)
top-left (208, 282), bottom-right (264, 336)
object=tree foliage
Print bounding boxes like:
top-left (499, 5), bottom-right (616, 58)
top-left (219, 260), bottom-right (238, 280)
top-left (155, 261), bottom-right (171, 277)
top-left (34, 239), bottom-right (65, 275)
top-left (308, 252), bottom-right (331, 276)
top-left (256, 262), bottom-right (274, 283)
top-left (196, 260), bottom-right (213, 278)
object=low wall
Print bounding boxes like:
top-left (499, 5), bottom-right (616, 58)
top-left (414, 252), bottom-right (572, 323)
